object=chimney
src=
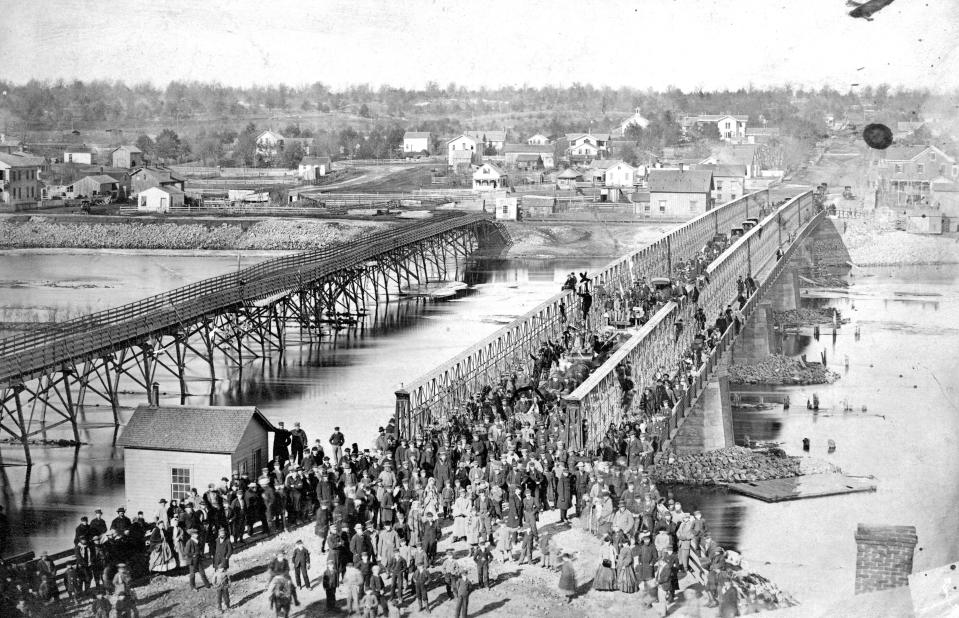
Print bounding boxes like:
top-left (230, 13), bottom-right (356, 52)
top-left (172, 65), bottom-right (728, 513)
top-left (854, 524), bottom-right (918, 594)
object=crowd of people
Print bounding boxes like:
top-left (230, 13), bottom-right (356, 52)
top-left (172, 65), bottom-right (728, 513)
top-left (1, 230), bottom-right (770, 617)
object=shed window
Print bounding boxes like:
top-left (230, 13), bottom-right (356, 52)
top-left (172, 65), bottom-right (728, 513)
top-left (171, 467), bottom-right (191, 501)
top-left (689, 200), bottom-right (698, 212)
top-left (659, 200), bottom-right (667, 213)
top-left (917, 164), bottom-right (924, 174)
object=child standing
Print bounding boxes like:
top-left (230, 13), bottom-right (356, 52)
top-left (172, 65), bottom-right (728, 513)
top-left (213, 566), bottom-right (231, 611)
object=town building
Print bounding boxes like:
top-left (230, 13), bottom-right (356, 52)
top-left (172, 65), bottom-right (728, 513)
top-left (613, 108), bottom-right (650, 137)
top-left (647, 169), bottom-right (714, 216)
top-left (589, 159), bottom-right (636, 188)
top-left (111, 145), bottom-right (144, 169)
top-left (494, 196), bottom-right (519, 220)
top-left (681, 114), bottom-right (749, 141)
top-left (868, 144), bottom-right (957, 207)
top-left (464, 130), bottom-right (507, 153)
top-left (711, 144), bottom-right (763, 178)
top-left (136, 186), bottom-right (184, 212)
top-left (0, 134), bottom-right (22, 154)
top-left (526, 134), bottom-right (551, 146)
top-left (298, 156), bottom-right (332, 180)
top-left (565, 133), bottom-right (610, 163)
top-left (64, 146), bottom-right (93, 164)
top-left (906, 208), bottom-right (943, 234)
top-left (130, 166), bottom-right (185, 195)
top-left (0, 152), bottom-right (44, 209)
top-left (473, 162), bottom-right (508, 191)
top-left (447, 134), bottom-right (481, 169)
top-left (693, 164), bottom-right (747, 205)
top-left (502, 144), bottom-right (554, 170)
top-left (403, 131), bottom-right (431, 155)
top-left (71, 174), bottom-right (120, 199)
top-left (117, 404), bottom-right (276, 513)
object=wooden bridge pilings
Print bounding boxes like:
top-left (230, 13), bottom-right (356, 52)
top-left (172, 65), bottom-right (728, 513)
top-left (0, 213), bottom-right (511, 463)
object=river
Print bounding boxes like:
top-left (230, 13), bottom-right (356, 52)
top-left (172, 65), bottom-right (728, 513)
top-left (1, 252), bottom-right (957, 608)
top-left (0, 251), bottom-right (607, 556)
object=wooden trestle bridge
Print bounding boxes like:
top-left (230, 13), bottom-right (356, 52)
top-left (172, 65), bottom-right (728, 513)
top-left (395, 190), bottom-right (822, 448)
top-left (0, 212), bottom-right (511, 463)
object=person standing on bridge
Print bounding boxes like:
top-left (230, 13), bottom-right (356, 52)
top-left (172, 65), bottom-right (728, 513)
top-left (330, 426), bottom-right (346, 465)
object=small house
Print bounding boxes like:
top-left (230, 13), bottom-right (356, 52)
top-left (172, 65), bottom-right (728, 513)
top-left (111, 145), bottom-right (143, 169)
top-left (403, 132), bottom-right (431, 155)
top-left (906, 209), bottom-right (943, 234)
top-left (298, 156), bottom-right (332, 180)
top-left (556, 168), bottom-right (583, 190)
top-left (473, 162), bottom-right (508, 191)
top-left (130, 166), bottom-right (185, 194)
top-left (71, 174), bottom-right (120, 199)
top-left (526, 134), bottom-right (551, 146)
top-left (117, 404), bottom-right (276, 514)
top-left (495, 196), bottom-right (519, 220)
top-left (693, 163), bottom-right (747, 204)
top-left (590, 159), bottom-right (636, 188)
top-left (137, 186), bottom-right (184, 213)
top-left (64, 147), bottom-right (93, 165)
top-left (465, 130), bottom-right (507, 152)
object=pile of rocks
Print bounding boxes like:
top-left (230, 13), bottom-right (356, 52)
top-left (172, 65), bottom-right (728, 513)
top-left (772, 307), bottom-right (840, 327)
top-left (649, 446), bottom-right (839, 485)
top-left (729, 354), bottom-right (841, 385)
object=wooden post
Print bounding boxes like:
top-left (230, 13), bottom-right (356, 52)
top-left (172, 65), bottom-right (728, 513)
top-left (13, 384), bottom-right (31, 465)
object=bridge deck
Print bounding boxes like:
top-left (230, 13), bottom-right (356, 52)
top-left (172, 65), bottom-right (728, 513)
top-left (0, 212), bottom-right (507, 387)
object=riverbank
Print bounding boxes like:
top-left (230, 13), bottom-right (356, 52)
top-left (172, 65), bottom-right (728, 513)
top-left (0, 217), bottom-right (389, 251)
top-left (504, 221), bottom-right (673, 258)
top-left (843, 218), bottom-right (959, 265)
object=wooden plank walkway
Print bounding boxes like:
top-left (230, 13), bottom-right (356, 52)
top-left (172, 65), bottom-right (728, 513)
top-left (725, 473), bottom-right (877, 502)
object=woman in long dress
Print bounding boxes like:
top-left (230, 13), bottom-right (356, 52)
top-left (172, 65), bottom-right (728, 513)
top-left (420, 477), bottom-right (441, 518)
top-left (592, 536), bottom-right (618, 591)
top-left (171, 517), bottom-right (186, 570)
top-left (616, 537), bottom-right (639, 593)
top-left (451, 489), bottom-right (471, 542)
top-left (465, 507), bottom-right (481, 547)
top-left (149, 520), bottom-right (174, 573)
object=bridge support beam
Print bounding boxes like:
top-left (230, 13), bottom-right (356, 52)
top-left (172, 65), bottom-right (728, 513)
top-left (672, 356), bottom-right (735, 455)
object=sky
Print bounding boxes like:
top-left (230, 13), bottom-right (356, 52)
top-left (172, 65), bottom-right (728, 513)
top-left (2, 0), bottom-right (958, 91)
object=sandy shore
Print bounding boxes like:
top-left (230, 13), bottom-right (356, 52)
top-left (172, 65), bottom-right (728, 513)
top-left (843, 219), bottom-right (959, 266)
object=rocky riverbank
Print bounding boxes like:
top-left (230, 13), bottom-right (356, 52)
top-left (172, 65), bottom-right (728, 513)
top-left (651, 446), bottom-right (840, 485)
top-left (0, 217), bottom-right (383, 250)
top-left (729, 355), bottom-right (841, 385)
top-left (504, 221), bottom-right (672, 258)
top-left (843, 219), bottom-right (959, 265)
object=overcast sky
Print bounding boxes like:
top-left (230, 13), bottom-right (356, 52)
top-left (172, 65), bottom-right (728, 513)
top-left (2, 0), bottom-right (957, 91)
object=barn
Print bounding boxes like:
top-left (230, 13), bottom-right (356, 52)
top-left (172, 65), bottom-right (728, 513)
top-left (117, 404), bottom-right (276, 514)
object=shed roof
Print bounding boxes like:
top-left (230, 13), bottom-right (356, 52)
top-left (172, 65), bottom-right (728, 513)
top-left (0, 152), bottom-right (44, 167)
top-left (465, 130), bottom-right (507, 142)
top-left (118, 404), bottom-right (275, 454)
top-left (515, 154), bottom-right (542, 163)
top-left (403, 131), bottom-right (431, 139)
top-left (693, 164), bottom-right (747, 178)
top-left (113, 145), bottom-right (143, 154)
top-left (300, 156), bottom-right (331, 166)
top-left (502, 143), bottom-right (553, 154)
top-left (648, 169), bottom-right (713, 193)
top-left (85, 174), bottom-right (120, 185)
top-left (557, 168), bottom-right (583, 179)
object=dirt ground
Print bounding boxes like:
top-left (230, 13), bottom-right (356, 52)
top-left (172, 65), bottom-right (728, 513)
top-left (56, 508), bottom-right (725, 618)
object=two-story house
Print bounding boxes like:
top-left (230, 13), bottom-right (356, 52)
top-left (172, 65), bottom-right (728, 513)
top-left (0, 152), bottom-right (44, 209)
top-left (565, 133), bottom-right (610, 164)
top-left (447, 134), bottom-right (481, 169)
top-left (464, 130), bottom-right (507, 153)
top-left (502, 144), bottom-right (554, 170)
top-left (693, 163), bottom-right (747, 205)
top-left (473, 162), bottom-right (508, 191)
top-left (130, 166), bottom-right (186, 196)
top-left (681, 114), bottom-right (749, 141)
top-left (647, 169), bottom-right (714, 217)
top-left (589, 159), bottom-right (636, 188)
top-left (869, 145), bottom-right (958, 207)
top-left (526, 134), bottom-right (551, 145)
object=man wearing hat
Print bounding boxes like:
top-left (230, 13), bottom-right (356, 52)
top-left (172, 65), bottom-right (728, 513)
top-left (273, 421), bottom-right (292, 468)
top-left (89, 509), bottom-right (107, 538)
top-left (111, 507), bottom-right (131, 534)
top-left (184, 528), bottom-right (211, 590)
top-left (290, 422), bottom-right (308, 466)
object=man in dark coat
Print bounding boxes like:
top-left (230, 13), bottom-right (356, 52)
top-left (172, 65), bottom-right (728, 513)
top-left (273, 422), bottom-right (292, 467)
top-left (213, 528), bottom-right (233, 571)
top-left (110, 507), bottom-right (131, 534)
top-left (89, 509), bottom-right (108, 538)
top-left (329, 427), bottom-right (345, 465)
top-left (453, 573), bottom-right (471, 618)
top-left (291, 539), bottom-right (311, 590)
top-left (184, 529), bottom-right (211, 590)
top-left (555, 468), bottom-right (573, 523)
top-left (421, 512), bottom-right (439, 563)
top-left (290, 422), bottom-right (307, 465)
top-left (412, 563), bottom-right (432, 613)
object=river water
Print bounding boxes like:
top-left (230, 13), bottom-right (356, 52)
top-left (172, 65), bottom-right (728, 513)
top-left (1, 252), bottom-right (957, 607)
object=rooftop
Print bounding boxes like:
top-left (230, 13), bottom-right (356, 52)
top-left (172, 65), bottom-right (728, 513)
top-left (693, 163), bottom-right (747, 177)
top-left (502, 143), bottom-right (553, 154)
top-left (0, 152), bottom-right (45, 167)
top-left (403, 131), bottom-right (431, 139)
top-left (648, 169), bottom-right (714, 193)
top-left (300, 156), bottom-right (331, 166)
top-left (117, 404), bottom-right (275, 454)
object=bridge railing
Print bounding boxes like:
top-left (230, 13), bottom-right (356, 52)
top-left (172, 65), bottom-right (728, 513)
top-left (396, 190), bottom-right (773, 437)
top-left (561, 191), bottom-right (815, 450)
top-left (0, 213), bottom-right (505, 384)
